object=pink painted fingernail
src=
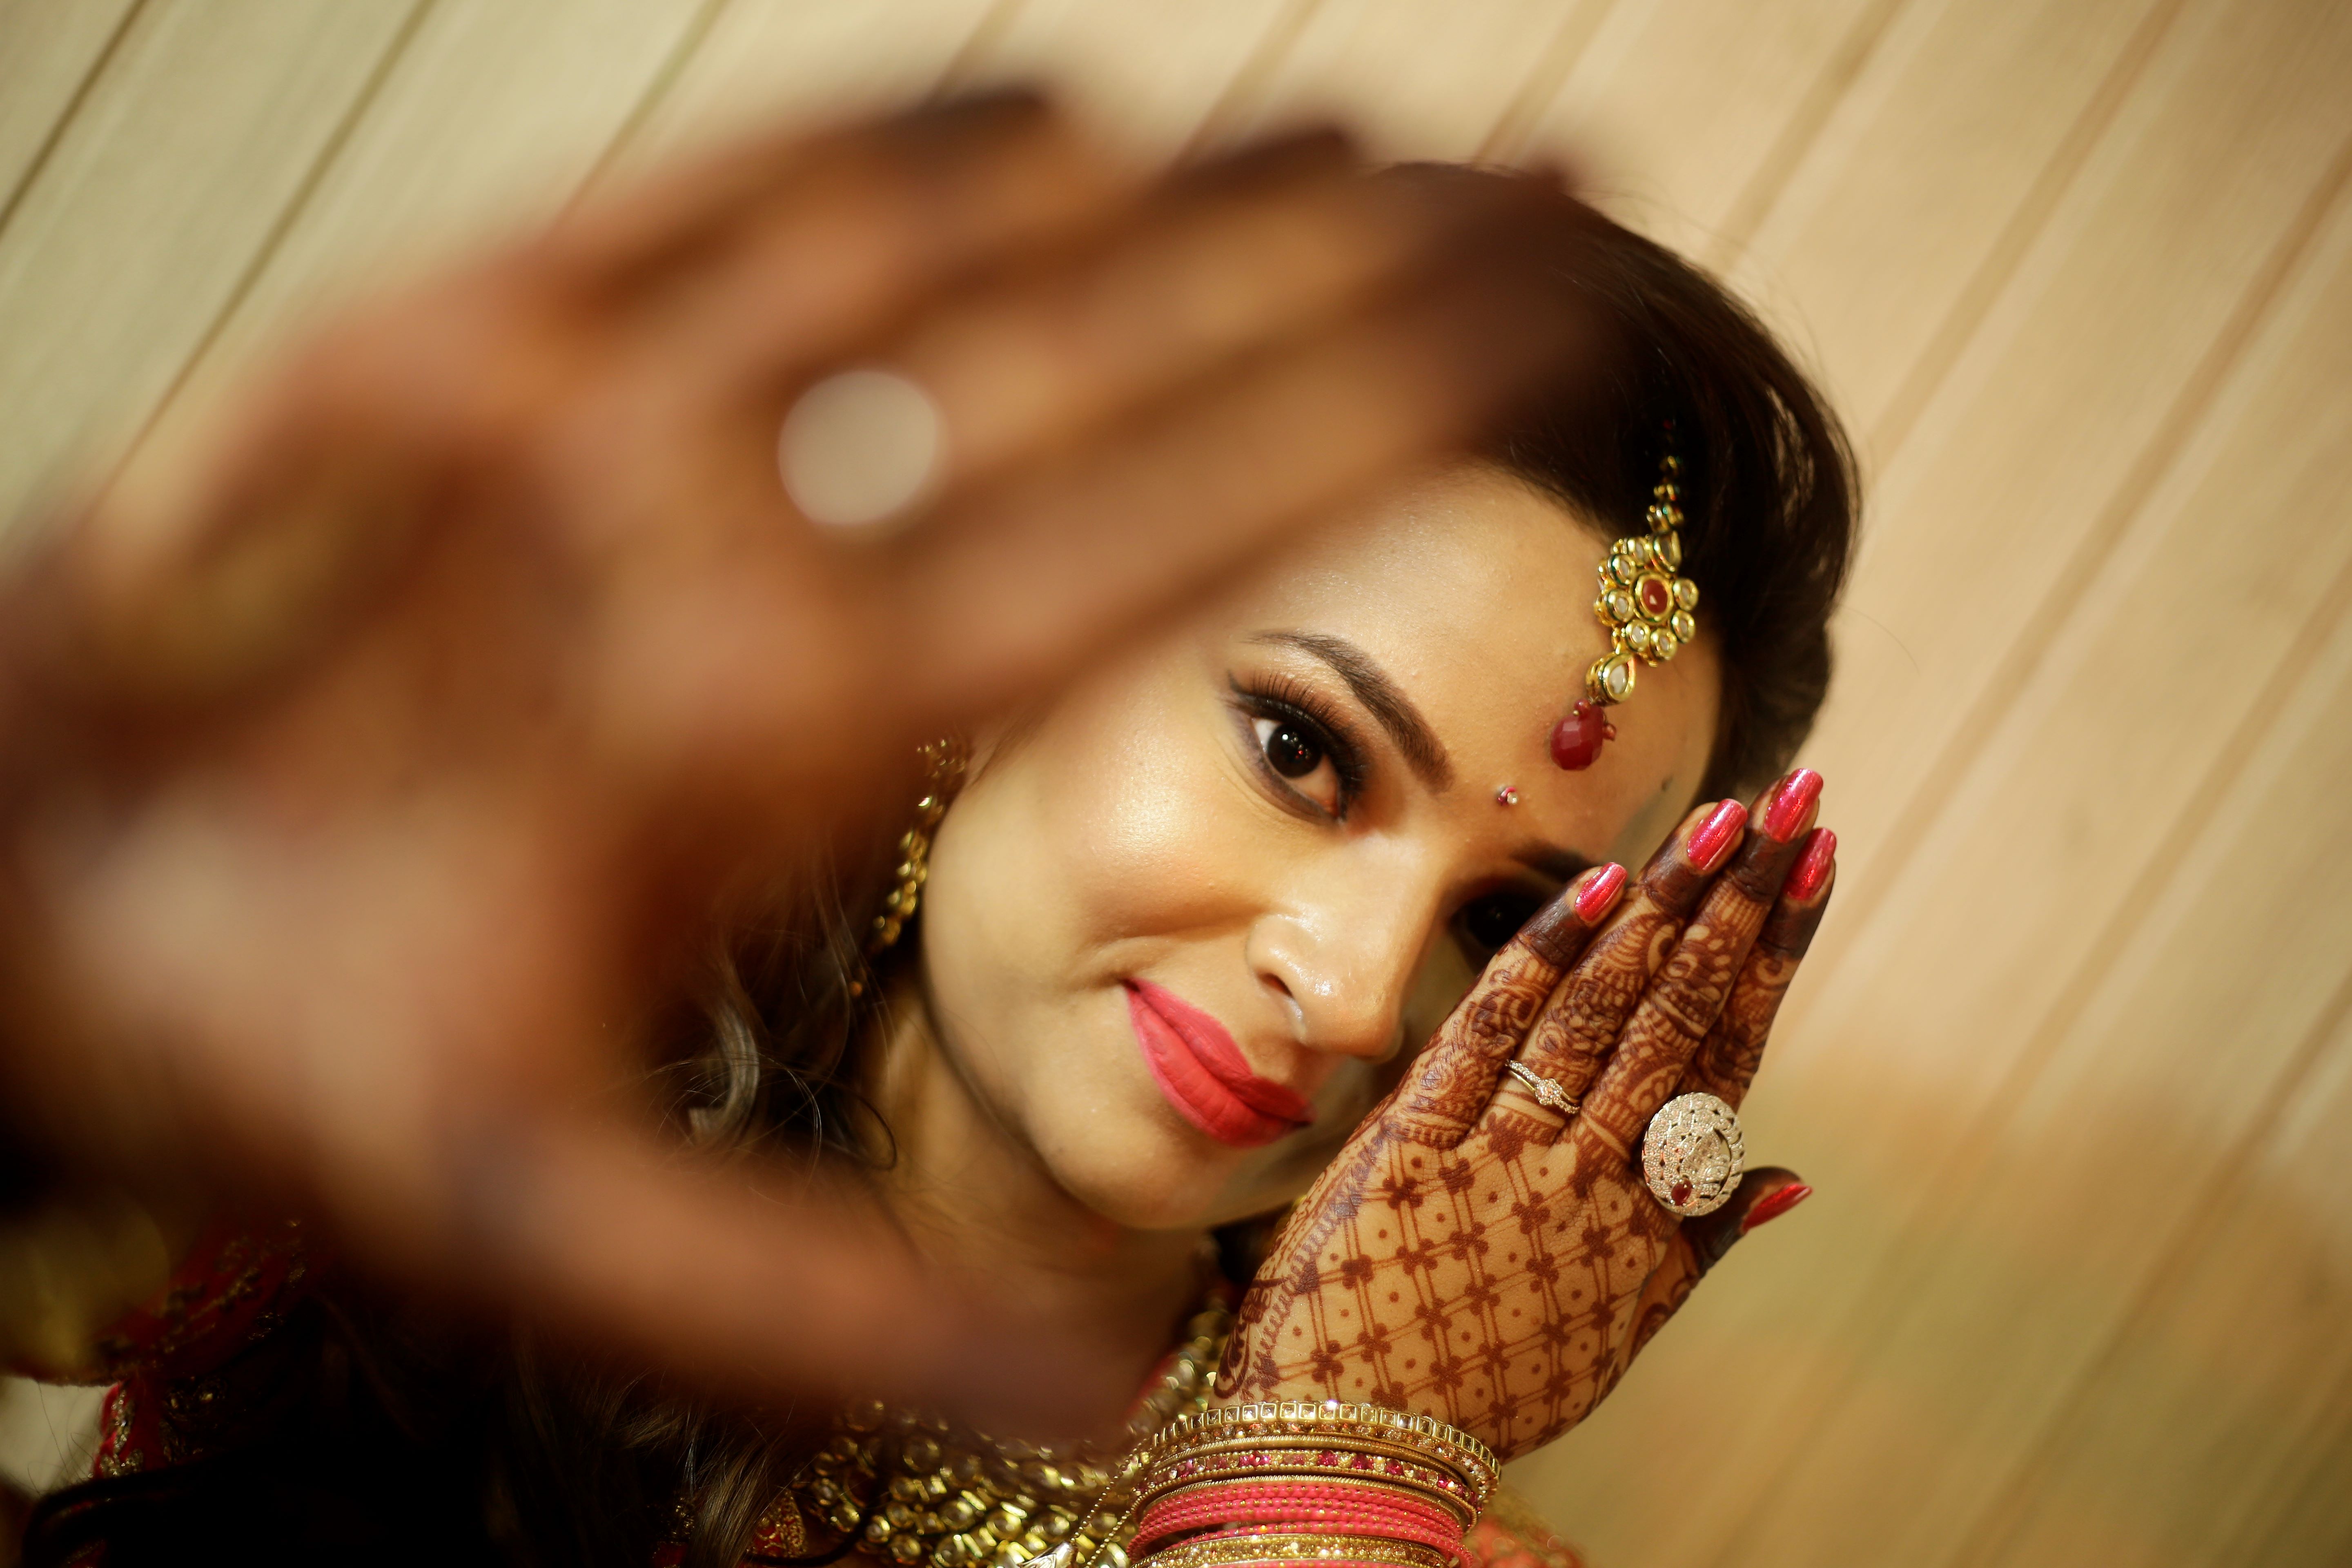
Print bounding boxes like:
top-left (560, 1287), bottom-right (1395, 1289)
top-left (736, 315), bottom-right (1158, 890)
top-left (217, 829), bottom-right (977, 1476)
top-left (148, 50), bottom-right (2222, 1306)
top-left (1574, 862), bottom-right (1628, 922)
top-left (1762, 768), bottom-right (1823, 844)
top-left (1784, 828), bottom-right (1837, 902)
top-left (1740, 1183), bottom-right (1812, 1234)
top-left (1686, 800), bottom-right (1747, 872)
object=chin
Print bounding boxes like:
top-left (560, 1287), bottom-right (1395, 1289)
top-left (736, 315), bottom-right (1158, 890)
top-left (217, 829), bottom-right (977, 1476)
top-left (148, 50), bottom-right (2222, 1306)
top-left (1072, 1165), bottom-right (1234, 1232)
top-left (1042, 1116), bottom-right (1318, 1234)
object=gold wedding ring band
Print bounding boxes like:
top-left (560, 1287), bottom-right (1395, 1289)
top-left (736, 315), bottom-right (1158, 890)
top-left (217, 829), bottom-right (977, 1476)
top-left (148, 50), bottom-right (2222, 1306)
top-left (1505, 1060), bottom-right (1580, 1117)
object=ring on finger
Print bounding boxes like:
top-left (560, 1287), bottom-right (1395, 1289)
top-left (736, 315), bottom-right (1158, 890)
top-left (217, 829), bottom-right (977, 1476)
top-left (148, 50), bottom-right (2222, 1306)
top-left (1505, 1060), bottom-right (1580, 1117)
top-left (778, 366), bottom-right (946, 528)
top-left (1642, 1091), bottom-right (1745, 1217)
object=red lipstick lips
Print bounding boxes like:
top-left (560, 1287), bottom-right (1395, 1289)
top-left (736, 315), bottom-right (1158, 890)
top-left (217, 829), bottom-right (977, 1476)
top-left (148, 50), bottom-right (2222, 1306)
top-left (1125, 980), bottom-right (1312, 1149)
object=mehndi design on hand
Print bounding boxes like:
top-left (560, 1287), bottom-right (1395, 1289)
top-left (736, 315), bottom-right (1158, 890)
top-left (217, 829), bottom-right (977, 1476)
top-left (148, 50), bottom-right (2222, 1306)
top-left (1218, 770), bottom-right (1835, 1460)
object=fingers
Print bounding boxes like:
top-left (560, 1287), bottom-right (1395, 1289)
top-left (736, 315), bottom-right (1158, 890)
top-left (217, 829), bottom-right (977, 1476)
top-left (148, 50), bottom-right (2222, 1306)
top-left (639, 105), bottom-right (1147, 415)
top-left (1681, 826), bottom-right (1837, 1108)
top-left (888, 265), bottom-right (1588, 724)
top-left (626, 165), bottom-right (1606, 796)
top-left (61, 97), bottom-right (1140, 715)
top-left (1497, 802), bottom-right (1748, 1137)
top-left (875, 164), bottom-right (1595, 722)
top-left (1682, 1166), bottom-right (1812, 1279)
top-left (1383, 865), bottom-right (1620, 1147)
top-left (550, 90), bottom-right (1118, 309)
top-left (1621, 1167), bottom-right (1811, 1363)
top-left (1576, 769), bottom-right (1822, 1156)
top-left (882, 133), bottom-right (1399, 488)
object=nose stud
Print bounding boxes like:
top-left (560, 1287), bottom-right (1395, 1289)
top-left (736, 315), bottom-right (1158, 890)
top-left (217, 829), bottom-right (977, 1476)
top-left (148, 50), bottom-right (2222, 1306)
top-left (1495, 785), bottom-right (1519, 806)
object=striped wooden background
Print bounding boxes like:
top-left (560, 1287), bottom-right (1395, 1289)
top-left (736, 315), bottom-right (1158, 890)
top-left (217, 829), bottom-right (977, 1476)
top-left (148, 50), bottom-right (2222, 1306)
top-left (3, 2), bottom-right (2349, 1564)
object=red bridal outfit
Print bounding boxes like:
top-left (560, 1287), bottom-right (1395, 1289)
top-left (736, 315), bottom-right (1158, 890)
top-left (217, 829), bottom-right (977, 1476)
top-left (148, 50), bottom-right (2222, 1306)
top-left (13, 1223), bottom-right (1586, 1568)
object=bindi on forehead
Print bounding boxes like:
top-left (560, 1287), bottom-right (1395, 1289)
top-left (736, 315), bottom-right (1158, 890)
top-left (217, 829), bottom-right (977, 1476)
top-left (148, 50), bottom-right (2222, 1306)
top-left (1227, 464), bottom-right (1715, 827)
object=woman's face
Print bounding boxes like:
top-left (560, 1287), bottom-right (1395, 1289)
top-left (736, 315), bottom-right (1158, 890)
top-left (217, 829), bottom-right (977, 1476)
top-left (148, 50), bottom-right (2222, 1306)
top-left (916, 466), bottom-right (1719, 1231)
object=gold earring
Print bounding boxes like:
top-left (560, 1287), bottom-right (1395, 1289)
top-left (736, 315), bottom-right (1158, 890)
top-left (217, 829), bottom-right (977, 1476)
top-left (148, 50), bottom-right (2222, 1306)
top-left (866, 737), bottom-right (968, 958)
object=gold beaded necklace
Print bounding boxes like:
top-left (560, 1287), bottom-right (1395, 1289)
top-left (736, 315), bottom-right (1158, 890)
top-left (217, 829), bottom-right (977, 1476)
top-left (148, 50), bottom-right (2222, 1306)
top-left (792, 1298), bottom-right (1230, 1568)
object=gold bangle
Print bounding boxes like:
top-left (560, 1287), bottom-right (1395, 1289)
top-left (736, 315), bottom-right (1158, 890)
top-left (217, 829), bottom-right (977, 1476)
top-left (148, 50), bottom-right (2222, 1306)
top-left (1154, 1403), bottom-right (1497, 1486)
top-left (1149, 1404), bottom-right (1497, 1505)
top-left (1135, 1533), bottom-right (1455, 1568)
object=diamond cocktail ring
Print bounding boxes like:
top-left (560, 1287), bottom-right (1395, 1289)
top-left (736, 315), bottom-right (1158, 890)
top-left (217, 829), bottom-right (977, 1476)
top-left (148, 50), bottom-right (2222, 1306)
top-left (1641, 1092), bottom-right (1745, 1216)
top-left (1505, 1060), bottom-right (1580, 1117)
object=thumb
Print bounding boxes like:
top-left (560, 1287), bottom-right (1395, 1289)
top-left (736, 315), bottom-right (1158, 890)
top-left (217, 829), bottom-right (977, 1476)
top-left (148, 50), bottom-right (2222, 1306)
top-left (1684, 1165), bottom-right (1811, 1278)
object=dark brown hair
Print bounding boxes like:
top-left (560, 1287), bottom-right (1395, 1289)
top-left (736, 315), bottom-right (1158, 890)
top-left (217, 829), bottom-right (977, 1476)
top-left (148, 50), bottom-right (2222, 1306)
top-left (1388, 165), bottom-right (1858, 802)
top-left (27, 171), bottom-right (1855, 1568)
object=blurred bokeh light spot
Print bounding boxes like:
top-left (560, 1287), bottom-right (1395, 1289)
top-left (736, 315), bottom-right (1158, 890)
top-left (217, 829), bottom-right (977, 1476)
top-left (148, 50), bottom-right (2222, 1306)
top-left (778, 368), bottom-right (943, 528)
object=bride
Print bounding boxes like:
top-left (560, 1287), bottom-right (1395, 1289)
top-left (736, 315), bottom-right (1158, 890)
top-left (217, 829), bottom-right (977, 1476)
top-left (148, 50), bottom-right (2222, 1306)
top-left (0, 106), bottom-right (1853, 1568)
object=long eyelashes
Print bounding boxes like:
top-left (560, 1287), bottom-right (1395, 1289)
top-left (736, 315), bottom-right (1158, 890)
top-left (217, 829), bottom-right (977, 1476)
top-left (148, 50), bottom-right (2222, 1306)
top-left (1229, 672), bottom-right (1369, 816)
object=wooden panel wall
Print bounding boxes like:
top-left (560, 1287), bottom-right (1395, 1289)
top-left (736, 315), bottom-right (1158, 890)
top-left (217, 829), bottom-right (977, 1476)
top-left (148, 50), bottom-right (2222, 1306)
top-left (3, 3), bottom-right (2347, 1564)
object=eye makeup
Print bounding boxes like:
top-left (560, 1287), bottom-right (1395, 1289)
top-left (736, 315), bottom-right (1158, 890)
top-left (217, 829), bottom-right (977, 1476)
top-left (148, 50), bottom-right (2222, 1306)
top-left (1227, 671), bottom-right (1370, 818)
top-left (1229, 663), bottom-right (1580, 958)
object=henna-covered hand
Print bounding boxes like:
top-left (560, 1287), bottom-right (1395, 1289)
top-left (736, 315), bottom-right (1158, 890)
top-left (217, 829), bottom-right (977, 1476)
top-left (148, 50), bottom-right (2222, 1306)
top-left (1217, 773), bottom-right (1838, 1459)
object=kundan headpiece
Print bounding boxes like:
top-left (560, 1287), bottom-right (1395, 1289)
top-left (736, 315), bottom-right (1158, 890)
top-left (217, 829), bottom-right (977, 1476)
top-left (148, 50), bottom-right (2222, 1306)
top-left (1546, 432), bottom-right (1700, 772)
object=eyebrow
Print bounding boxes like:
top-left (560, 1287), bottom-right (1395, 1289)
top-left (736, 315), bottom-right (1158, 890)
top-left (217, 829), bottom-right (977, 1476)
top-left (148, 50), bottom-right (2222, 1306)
top-left (1249, 630), bottom-right (1454, 792)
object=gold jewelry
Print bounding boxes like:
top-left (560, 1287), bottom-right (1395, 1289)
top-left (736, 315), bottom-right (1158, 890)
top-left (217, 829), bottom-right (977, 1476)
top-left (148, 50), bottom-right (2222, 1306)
top-left (1142, 1440), bottom-right (1487, 1510)
top-left (867, 737), bottom-right (970, 957)
top-left (1586, 439), bottom-right (1701, 708)
top-left (1136, 1533), bottom-right (1454, 1568)
top-left (1503, 1060), bottom-right (1579, 1118)
top-left (1641, 1091), bottom-right (1745, 1218)
top-left (1147, 1403), bottom-right (1498, 1510)
top-left (795, 1297), bottom-right (1229, 1568)
top-left (1136, 1457), bottom-right (1476, 1528)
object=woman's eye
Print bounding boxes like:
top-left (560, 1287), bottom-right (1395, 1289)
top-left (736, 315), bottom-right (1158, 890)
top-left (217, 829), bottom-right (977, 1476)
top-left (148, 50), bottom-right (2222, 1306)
top-left (1253, 716), bottom-right (1341, 813)
top-left (1260, 719), bottom-right (1322, 777)
top-left (1457, 890), bottom-right (1546, 956)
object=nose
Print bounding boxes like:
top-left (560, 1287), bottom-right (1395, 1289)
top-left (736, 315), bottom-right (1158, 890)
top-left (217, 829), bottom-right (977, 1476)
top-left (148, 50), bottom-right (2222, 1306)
top-left (1246, 861), bottom-right (1438, 1063)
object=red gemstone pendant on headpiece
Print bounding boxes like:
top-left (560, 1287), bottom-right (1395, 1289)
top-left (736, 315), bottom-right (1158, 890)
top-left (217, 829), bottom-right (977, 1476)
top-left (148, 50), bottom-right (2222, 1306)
top-left (1549, 700), bottom-right (1617, 772)
top-left (1557, 429), bottom-right (1700, 771)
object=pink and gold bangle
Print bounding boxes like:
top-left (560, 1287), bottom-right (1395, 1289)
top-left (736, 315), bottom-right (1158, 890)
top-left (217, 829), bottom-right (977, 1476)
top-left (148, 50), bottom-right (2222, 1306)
top-left (1115, 1401), bottom-right (1486, 1568)
top-left (1136, 1480), bottom-right (1466, 1553)
top-left (1120, 1401), bottom-right (1494, 1568)
top-left (1134, 1445), bottom-right (1479, 1519)
top-left (1136, 1476), bottom-right (1473, 1541)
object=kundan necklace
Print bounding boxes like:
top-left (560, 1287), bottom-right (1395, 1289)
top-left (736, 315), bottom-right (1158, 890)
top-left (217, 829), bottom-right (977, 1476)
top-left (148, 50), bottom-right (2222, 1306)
top-left (791, 1296), bottom-right (1232, 1568)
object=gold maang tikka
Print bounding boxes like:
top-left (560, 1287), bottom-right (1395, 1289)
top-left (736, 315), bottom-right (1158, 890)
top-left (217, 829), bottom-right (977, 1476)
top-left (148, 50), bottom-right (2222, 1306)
top-left (1586, 439), bottom-right (1701, 708)
top-left (1546, 433), bottom-right (1703, 773)
top-left (866, 737), bottom-right (970, 958)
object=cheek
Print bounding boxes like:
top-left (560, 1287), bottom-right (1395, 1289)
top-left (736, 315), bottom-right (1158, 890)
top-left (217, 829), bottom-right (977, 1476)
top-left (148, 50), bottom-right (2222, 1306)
top-left (1063, 759), bottom-right (1242, 946)
top-left (925, 680), bottom-right (1264, 1006)
top-left (1014, 697), bottom-right (1272, 955)
top-left (1609, 781), bottom-right (1691, 869)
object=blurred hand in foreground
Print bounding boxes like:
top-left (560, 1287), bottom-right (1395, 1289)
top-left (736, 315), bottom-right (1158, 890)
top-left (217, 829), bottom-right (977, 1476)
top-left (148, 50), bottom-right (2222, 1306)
top-left (0, 94), bottom-right (1590, 1428)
